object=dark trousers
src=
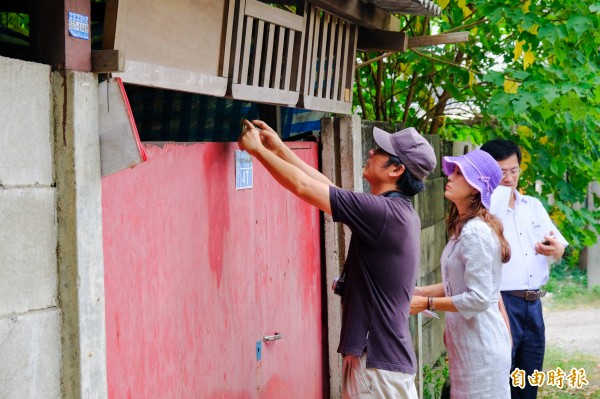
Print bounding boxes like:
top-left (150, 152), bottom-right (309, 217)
top-left (501, 292), bottom-right (546, 399)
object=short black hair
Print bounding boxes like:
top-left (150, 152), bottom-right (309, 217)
top-left (480, 139), bottom-right (522, 164)
top-left (384, 155), bottom-right (425, 196)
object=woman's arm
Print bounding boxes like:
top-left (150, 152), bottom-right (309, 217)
top-left (411, 295), bottom-right (458, 314)
top-left (413, 283), bottom-right (445, 298)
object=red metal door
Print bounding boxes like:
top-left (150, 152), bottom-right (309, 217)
top-left (102, 142), bottom-right (323, 398)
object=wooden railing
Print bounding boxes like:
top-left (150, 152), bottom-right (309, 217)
top-left (299, 4), bottom-right (357, 114)
top-left (221, 0), bottom-right (305, 106)
top-left (221, 1), bottom-right (357, 114)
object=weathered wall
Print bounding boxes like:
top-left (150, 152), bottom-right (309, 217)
top-left (0, 55), bottom-right (107, 398)
top-left (0, 56), bottom-right (61, 398)
top-left (100, 142), bottom-right (323, 398)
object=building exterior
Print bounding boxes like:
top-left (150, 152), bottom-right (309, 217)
top-left (0, 1), bottom-right (454, 397)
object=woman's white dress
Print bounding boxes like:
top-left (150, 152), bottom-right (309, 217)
top-left (442, 218), bottom-right (511, 399)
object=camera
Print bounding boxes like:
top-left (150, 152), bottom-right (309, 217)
top-left (332, 275), bottom-right (345, 296)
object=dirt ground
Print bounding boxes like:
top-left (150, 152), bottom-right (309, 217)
top-left (543, 303), bottom-right (600, 358)
top-left (541, 301), bottom-right (600, 397)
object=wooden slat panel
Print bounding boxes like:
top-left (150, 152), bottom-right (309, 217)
top-left (245, 0), bottom-right (303, 31)
top-left (325, 16), bottom-right (336, 99)
top-left (339, 22), bottom-right (351, 102)
top-left (263, 25), bottom-right (275, 88)
top-left (232, 0), bottom-right (247, 84)
top-left (344, 24), bottom-right (358, 102)
top-left (332, 18), bottom-right (343, 101)
top-left (240, 16), bottom-right (254, 85)
top-left (283, 30), bottom-right (295, 90)
top-left (274, 26), bottom-right (285, 90)
top-left (308, 9), bottom-right (321, 96)
top-left (317, 13), bottom-right (329, 98)
top-left (220, 0), bottom-right (238, 77)
top-left (302, 6), bottom-right (317, 96)
top-left (253, 20), bottom-right (265, 86)
top-left (293, 6), bottom-right (307, 92)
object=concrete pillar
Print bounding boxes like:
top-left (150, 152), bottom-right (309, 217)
top-left (52, 71), bottom-right (108, 398)
top-left (321, 114), bottom-right (362, 399)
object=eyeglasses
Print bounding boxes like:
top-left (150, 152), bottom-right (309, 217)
top-left (501, 167), bottom-right (521, 179)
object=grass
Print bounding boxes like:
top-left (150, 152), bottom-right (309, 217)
top-left (542, 263), bottom-right (600, 310)
top-left (538, 265), bottom-right (600, 398)
top-left (537, 346), bottom-right (600, 399)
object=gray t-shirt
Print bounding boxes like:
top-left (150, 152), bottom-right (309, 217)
top-left (330, 186), bottom-right (420, 374)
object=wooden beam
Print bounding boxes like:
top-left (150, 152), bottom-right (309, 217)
top-left (91, 49), bottom-right (125, 73)
top-left (29, 0), bottom-right (91, 71)
top-left (308, 0), bottom-right (400, 31)
top-left (357, 27), bottom-right (407, 52)
top-left (365, 0), bottom-right (441, 16)
top-left (408, 32), bottom-right (470, 48)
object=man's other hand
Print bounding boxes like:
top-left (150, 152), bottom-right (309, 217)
top-left (252, 120), bottom-right (285, 154)
top-left (238, 120), bottom-right (263, 155)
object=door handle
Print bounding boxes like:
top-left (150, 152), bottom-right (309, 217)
top-left (263, 332), bottom-right (283, 342)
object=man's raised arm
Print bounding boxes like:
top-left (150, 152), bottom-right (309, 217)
top-left (250, 120), bottom-right (334, 187)
top-left (238, 122), bottom-right (332, 215)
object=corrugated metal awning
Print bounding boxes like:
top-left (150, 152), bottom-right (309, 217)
top-left (364, 0), bottom-right (442, 16)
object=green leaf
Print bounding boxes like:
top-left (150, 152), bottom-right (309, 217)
top-left (566, 15), bottom-right (593, 39)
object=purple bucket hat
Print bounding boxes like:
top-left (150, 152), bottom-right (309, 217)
top-left (373, 127), bottom-right (437, 180)
top-left (442, 149), bottom-right (502, 209)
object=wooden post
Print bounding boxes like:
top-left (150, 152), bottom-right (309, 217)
top-left (321, 114), bottom-right (362, 399)
top-left (29, 0), bottom-right (91, 71)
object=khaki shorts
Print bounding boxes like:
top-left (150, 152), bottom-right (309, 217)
top-left (342, 352), bottom-right (418, 399)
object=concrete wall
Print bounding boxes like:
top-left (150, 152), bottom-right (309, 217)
top-left (0, 56), bottom-right (107, 398)
top-left (0, 56), bottom-right (61, 399)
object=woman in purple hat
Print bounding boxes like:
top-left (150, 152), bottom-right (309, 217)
top-left (411, 149), bottom-right (512, 398)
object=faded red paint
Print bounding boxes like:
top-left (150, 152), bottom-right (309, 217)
top-left (102, 142), bottom-right (323, 398)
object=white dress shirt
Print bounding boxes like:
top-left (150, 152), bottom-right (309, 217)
top-left (491, 189), bottom-right (569, 291)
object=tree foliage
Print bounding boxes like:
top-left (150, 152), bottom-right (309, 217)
top-left (354, 0), bottom-right (600, 264)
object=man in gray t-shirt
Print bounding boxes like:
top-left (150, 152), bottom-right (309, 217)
top-left (239, 119), bottom-right (436, 398)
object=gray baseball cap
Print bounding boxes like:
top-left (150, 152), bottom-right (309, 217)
top-left (373, 127), bottom-right (437, 180)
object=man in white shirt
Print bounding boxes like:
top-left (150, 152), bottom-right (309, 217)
top-left (481, 139), bottom-right (568, 399)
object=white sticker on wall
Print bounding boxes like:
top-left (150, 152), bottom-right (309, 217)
top-left (235, 150), bottom-right (253, 190)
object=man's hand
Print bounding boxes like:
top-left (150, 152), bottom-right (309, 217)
top-left (251, 120), bottom-right (286, 154)
top-left (238, 120), bottom-right (264, 156)
top-left (535, 231), bottom-right (565, 260)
